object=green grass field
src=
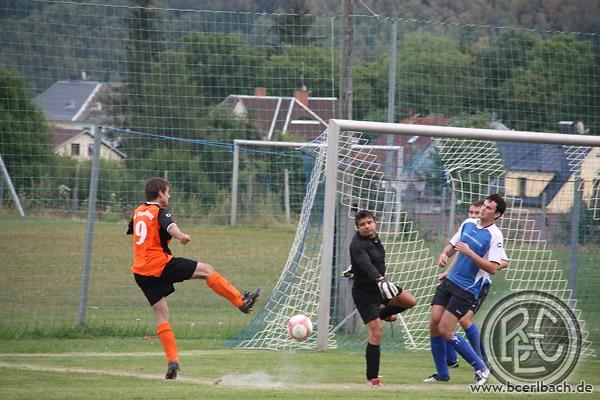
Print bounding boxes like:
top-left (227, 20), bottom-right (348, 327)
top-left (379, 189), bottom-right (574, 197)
top-left (0, 213), bottom-right (296, 338)
top-left (1, 337), bottom-right (598, 399)
top-left (1, 213), bottom-right (599, 398)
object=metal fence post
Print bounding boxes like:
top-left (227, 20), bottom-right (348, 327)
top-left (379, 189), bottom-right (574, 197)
top-left (569, 175), bottom-right (581, 304)
top-left (230, 142), bottom-right (239, 227)
top-left (77, 125), bottom-right (102, 327)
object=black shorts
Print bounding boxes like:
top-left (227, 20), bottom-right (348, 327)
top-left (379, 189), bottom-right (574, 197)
top-left (134, 257), bottom-right (197, 306)
top-left (431, 279), bottom-right (474, 319)
top-left (352, 283), bottom-right (403, 324)
top-left (471, 281), bottom-right (491, 314)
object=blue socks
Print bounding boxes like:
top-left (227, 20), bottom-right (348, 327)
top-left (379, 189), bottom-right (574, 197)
top-left (465, 323), bottom-right (482, 359)
top-left (446, 340), bottom-right (458, 364)
top-left (449, 333), bottom-right (486, 371)
top-left (446, 324), bottom-right (483, 366)
top-left (430, 336), bottom-right (450, 379)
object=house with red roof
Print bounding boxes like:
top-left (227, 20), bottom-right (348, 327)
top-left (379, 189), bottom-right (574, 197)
top-left (221, 87), bottom-right (338, 141)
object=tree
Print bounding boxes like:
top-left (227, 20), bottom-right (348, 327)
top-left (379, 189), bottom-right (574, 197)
top-left (270, 0), bottom-right (318, 48)
top-left (261, 45), bottom-right (334, 97)
top-left (472, 30), bottom-right (540, 111)
top-left (499, 35), bottom-right (600, 132)
top-left (116, 31), bottom-right (263, 157)
top-left (182, 33), bottom-right (265, 105)
top-left (0, 68), bottom-right (50, 167)
top-left (451, 111), bottom-right (495, 129)
top-left (135, 52), bottom-right (201, 134)
top-left (198, 107), bottom-right (262, 188)
top-left (353, 58), bottom-right (384, 122)
top-left (123, 0), bottom-right (164, 118)
top-left (0, 68), bottom-right (54, 206)
top-left (391, 33), bottom-right (485, 117)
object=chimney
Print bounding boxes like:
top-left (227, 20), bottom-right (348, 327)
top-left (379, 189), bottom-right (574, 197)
top-left (254, 87), bottom-right (267, 97)
top-left (293, 87), bottom-right (309, 107)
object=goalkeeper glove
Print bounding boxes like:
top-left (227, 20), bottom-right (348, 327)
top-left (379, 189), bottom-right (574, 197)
top-left (376, 277), bottom-right (398, 299)
top-left (342, 265), bottom-right (354, 278)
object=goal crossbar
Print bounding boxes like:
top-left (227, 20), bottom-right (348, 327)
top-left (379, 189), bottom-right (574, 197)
top-left (316, 119), bottom-right (600, 350)
top-left (230, 139), bottom-right (402, 226)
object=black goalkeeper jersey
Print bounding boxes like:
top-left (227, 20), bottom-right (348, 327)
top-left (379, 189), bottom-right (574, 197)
top-left (349, 232), bottom-right (386, 289)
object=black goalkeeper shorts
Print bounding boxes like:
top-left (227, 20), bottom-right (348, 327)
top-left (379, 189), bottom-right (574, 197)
top-left (134, 257), bottom-right (197, 306)
top-left (352, 283), bottom-right (403, 324)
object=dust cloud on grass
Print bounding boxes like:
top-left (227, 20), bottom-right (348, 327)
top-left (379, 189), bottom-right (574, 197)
top-left (214, 371), bottom-right (282, 387)
top-left (213, 351), bottom-right (305, 388)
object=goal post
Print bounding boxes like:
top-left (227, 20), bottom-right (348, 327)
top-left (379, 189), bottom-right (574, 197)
top-left (233, 120), bottom-right (600, 354)
top-left (230, 137), bottom-right (404, 350)
top-left (316, 119), bottom-right (600, 351)
top-left (0, 154), bottom-right (25, 217)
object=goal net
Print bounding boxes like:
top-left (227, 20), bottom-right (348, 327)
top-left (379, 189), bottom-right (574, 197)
top-left (233, 121), bottom-right (599, 356)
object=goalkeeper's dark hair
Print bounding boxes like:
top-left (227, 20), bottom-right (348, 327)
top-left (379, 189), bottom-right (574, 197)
top-left (355, 209), bottom-right (375, 227)
top-left (146, 177), bottom-right (170, 201)
top-left (486, 193), bottom-right (506, 217)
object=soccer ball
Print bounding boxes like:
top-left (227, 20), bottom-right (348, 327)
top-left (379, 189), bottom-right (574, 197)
top-left (287, 314), bottom-right (313, 341)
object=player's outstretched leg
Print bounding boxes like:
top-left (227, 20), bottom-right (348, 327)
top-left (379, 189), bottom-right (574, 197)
top-left (205, 271), bottom-right (261, 313)
top-left (238, 288), bottom-right (262, 314)
top-left (448, 333), bottom-right (490, 385)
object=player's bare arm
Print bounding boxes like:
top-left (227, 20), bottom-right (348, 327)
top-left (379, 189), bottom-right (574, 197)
top-left (497, 259), bottom-right (509, 270)
top-left (438, 243), bottom-right (456, 267)
top-left (167, 223), bottom-right (191, 245)
top-left (438, 248), bottom-right (460, 281)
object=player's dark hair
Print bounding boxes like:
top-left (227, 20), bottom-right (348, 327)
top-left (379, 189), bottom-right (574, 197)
top-left (486, 193), bottom-right (506, 217)
top-left (146, 177), bottom-right (170, 201)
top-left (470, 200), bottom-right (484, 207)
top-left (355, 210), bottom-right (375, 227)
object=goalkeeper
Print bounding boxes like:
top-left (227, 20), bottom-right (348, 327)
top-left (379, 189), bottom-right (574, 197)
top-left (127, 177), bottom-right (262, 380)
top-left (349, 209), bottom-right (417, 387)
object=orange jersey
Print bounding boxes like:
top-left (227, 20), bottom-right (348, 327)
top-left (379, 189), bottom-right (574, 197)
top-left (129, 203), bottom-right (174, 277)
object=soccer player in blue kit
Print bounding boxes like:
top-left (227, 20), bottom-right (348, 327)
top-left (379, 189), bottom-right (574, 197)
top-left (424, 194), bottom-right (506, 385)
top-left (442, 200), bottom-right (509, 369)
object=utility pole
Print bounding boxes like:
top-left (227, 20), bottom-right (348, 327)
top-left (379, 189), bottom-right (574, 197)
top-left (339, 0), bottom-right (353, 120)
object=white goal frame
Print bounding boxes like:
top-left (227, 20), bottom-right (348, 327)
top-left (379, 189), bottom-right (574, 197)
top-left (230, 139), bottom-right (403, 226)
top-left (317, 119), bottom-right (600, 350)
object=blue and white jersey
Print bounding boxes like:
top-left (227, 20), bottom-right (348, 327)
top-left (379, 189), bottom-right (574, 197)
top-left (481, 247), bottom-right (508, 287)
top-left (447, 218), bottom-right (504, 299)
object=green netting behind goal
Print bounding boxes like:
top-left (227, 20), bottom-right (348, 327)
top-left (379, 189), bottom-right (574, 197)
top-left (0, 1), bottom-right (599, 351)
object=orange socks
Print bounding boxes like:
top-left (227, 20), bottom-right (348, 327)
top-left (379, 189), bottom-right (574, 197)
top-left (156, 321), bottom-right (178, 364)
top-left (206, 272), bottom-right (244, 308)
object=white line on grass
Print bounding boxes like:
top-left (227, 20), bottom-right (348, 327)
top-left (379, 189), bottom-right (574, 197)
top-left (0, 361), bottom-right (476, 391)
top-left (0, 349), bottom-right (262, 357)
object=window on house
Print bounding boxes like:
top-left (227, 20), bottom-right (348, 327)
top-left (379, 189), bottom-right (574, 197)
top-left (71, 143), bottom-right (80, 156)
top-left (88, 144), bottom-right (94, 157)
